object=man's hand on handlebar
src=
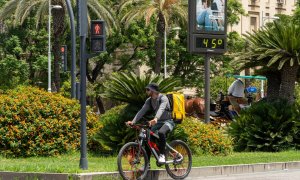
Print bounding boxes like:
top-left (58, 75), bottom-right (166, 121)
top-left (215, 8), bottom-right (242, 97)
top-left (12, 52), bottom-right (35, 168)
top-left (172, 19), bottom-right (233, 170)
top-left (125, 121), bottom-right (133, 127)
top-left (148, 118), bottom-right (157, 127)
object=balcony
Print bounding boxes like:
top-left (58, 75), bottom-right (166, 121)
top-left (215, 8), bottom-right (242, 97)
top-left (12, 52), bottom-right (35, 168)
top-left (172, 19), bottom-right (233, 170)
top-left (249, 0), bottom-right (260, 11)
top-left (276, 0), bottom-right (286, 12)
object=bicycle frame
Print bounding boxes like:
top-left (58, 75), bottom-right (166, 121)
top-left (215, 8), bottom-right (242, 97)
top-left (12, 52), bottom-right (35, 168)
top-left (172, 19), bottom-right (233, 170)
top-left (133, 124), bottom-right (183, 165)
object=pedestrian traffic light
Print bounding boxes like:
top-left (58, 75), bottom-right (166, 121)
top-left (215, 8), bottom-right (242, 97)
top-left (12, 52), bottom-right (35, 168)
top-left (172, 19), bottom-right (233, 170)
top-left (90, 20), bottom-right (106, 53)
top-left (60, 45), bottom-right (67, 72)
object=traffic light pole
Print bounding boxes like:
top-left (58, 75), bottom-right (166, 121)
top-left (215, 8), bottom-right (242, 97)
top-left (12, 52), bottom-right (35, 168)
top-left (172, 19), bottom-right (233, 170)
top-left (79, 35), bottom-right (88, 170)
top-left (65, 0), bottom-right (76, 98)
top-left (78, 0), bottom-right (88, 170)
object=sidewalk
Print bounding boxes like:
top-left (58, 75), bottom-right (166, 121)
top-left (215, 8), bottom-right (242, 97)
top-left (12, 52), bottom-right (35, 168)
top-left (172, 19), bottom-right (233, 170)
top-left (0, 161), bottom-right (300, 180)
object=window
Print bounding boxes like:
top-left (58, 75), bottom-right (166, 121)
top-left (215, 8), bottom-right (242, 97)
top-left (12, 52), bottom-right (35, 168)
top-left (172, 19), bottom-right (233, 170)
top-left (250, 17), bottom-right (257, 31)
top-left (277, 0), bottom-right (284, 4)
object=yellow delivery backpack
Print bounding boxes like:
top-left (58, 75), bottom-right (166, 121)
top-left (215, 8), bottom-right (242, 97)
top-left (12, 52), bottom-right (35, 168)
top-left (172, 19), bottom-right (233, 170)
top-left (166, 92), bottom-right (186, 124)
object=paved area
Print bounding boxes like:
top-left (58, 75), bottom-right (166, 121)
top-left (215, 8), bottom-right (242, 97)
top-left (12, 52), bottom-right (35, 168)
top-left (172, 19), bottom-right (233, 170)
top-left (0, 162), bottom-right (300, 180)
top-left (186, 169), bottom-right (300, 180)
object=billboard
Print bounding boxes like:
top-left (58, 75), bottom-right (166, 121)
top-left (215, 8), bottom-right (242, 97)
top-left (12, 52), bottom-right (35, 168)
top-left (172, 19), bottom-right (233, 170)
top-left (188, 0), bottom-right (227, 54)
top-left (189, 0), bottom-right (227, 34)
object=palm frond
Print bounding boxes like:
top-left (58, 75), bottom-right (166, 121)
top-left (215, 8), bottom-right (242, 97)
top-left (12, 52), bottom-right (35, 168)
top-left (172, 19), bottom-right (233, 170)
top-left (103, 72), bottom-right (181, 105)
top-left (234, 20), bottom-right (300, 71)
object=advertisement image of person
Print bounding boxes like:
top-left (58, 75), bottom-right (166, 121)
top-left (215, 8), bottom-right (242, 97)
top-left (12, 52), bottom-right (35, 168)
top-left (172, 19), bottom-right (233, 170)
top-left (196, 0), bottom-right (218, 31)
top-left (211, 0), bottom-right (225, 31)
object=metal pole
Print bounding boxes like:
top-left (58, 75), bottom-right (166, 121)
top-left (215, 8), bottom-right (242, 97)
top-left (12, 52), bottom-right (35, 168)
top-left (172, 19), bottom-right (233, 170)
top-left (48, 0), bottom-right (52, 92)
top-left (261, 80), bottom-right (264, 98)
top-left (204, 53), bottom-right (210, 123)
top-left (79, 35), bottom-right (88, 170)
top-left (164, 29), bottom-right (167, 78)
top-left (65, 0), bottom-right (76, 98)
top-left (76, 82), bottom-right (80, 100)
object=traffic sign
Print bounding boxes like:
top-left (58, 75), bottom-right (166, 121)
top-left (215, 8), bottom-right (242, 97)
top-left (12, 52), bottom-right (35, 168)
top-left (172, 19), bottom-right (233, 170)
top-left (90, 20), bottom-right (106, 53)
top-left (60, 45), bottom-right (67, 72)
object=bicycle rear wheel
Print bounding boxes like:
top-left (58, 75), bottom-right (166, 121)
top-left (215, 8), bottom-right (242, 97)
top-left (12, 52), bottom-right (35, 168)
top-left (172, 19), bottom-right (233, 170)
top-left (117, 142), bottom-right (149, 180)
top-left (165, 140), bottom-right (192, 179)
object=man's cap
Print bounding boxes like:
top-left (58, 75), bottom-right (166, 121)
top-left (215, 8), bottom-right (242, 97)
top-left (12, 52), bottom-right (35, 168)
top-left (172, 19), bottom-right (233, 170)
top-left (145, 83), bottom-right (159, 92)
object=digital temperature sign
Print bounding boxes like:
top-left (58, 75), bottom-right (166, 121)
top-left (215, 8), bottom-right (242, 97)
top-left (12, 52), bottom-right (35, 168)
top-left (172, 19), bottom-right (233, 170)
top-left (190, 34), bottom-right (226, 54)
top-left (188, 0), bottom-right (227, 54)
top-left (196, 37), bottom-right (225, 49)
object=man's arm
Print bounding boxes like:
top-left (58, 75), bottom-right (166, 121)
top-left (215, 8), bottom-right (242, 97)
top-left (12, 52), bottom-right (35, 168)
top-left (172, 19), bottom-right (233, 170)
top-left (132, 98), bottom-right (151, 124)
top-left (154, 95), bottom-right (168, 120)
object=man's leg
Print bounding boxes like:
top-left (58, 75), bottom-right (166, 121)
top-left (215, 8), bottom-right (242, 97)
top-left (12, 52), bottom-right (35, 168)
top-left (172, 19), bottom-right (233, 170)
top-left (158, 124), bottom-right (171, 155)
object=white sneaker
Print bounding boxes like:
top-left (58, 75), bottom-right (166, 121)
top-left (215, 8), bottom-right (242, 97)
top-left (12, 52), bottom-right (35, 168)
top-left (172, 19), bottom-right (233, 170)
top-left (158, 154), bottom-right (165, 163)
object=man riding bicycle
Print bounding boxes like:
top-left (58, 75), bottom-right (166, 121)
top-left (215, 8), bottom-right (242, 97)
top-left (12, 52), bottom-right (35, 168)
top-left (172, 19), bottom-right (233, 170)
top-left (126, 83), bottom-right (175, 164)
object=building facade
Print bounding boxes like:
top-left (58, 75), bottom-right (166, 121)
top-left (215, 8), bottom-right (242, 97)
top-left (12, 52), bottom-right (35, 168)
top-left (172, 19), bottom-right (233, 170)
top-left (230, 0), bottom-right (297, 34)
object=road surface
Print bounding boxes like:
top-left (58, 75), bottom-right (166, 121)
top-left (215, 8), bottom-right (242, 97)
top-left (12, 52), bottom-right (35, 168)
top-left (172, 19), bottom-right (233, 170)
top-left (186, 169), bottom-right (300, 180)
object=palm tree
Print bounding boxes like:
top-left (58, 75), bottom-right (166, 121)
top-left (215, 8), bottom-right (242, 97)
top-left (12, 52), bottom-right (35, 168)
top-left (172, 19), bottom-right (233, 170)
top-left (119, 0), bottom-right (188, 74)
top-left (0, 0), bottom-right (116, 91)
top-left (233, 20), bottom-right (300, 103)
top-left (103, 72), bottom-right (181, 106)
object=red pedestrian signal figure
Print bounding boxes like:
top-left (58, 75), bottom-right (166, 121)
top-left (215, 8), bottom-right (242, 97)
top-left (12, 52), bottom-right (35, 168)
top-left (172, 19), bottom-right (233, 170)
top-left (94, 24), bottom-right (101, 35)
top-left (90, 20), bottom-right (105, 52)
top-left (60, 45), bottom-right (67, 72)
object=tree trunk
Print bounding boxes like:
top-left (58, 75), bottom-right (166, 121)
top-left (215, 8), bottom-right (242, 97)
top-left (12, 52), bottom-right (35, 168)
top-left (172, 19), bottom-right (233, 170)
top-left (96, 96), bottom-right (105, 114)
top-left (279, 63), bottom-right (299, 103)
top-left (154, 37), bottom-right (163, 74)
top-left (52, 1), bottom-right (65, 92)
top-left (154, 12), bottom-right (165, 74)
top-left (265, 71), bottom-right (281, 101)
top-left (244, 68), bottom-right (250, 88)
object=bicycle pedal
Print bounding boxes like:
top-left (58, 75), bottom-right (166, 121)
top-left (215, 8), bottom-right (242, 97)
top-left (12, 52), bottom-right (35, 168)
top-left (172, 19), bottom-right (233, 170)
top-left (156, 161), bottom-right (164, 167)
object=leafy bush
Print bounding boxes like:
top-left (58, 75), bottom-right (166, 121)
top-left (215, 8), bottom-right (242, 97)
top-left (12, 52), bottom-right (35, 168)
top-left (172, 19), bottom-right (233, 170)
top-left (210, 76), bottom-right (234, 100)
top-left (0, 86), bottom-right (99, 157)
top-left (94, 104), bottom-right (139, 153)
top-left (228, 99), bottom-right (300, 152)
top-left (0, 56), bottom-right (29, 90)
top-left (95, 105), bottom-right (233, 155)
top-left (169, 117), bottom-right (233, 155)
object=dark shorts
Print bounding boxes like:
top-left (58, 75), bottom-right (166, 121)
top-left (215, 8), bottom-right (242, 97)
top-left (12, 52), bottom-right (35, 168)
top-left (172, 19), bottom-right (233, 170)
top-left (151, 119), bottom-right (175, 133)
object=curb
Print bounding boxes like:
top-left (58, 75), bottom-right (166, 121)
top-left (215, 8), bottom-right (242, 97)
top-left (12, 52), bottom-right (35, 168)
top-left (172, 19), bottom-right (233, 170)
top-left (0, 161), bottom-right (300, 180)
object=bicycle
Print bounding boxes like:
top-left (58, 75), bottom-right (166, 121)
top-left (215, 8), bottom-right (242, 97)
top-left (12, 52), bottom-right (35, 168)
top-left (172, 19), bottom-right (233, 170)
top-left (117, 123), bottom-right (192, 180)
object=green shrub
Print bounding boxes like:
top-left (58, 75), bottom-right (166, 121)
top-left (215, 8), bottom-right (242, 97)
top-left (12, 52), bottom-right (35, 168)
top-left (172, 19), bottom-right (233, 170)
top-left (95, 105), bottom-right (233, 155)
top-left (0, 56), bottom-right (29, 90)
top-left (169, 117), bottom-right (233, 155)
top-left (94, 104), bottom-right (139, 153)
top-left (228, 99), bottom-right (300, 152)
top-left (210, 76), bottom-right (234, 100)
top-left (0, 86), bottom-right (99, 157)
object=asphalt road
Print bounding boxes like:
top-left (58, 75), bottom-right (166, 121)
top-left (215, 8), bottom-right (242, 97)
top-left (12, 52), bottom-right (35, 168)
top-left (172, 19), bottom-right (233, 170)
top-left (185, 169), bottom-right (300, 180)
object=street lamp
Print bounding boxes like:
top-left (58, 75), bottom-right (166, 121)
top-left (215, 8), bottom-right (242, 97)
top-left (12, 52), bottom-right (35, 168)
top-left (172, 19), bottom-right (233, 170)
top-left (48, 0), bottom-right (62, 92)
top-left (164, 27), bottom-right (181, 78)
top-left (261, 11), bottom-right (279, 27)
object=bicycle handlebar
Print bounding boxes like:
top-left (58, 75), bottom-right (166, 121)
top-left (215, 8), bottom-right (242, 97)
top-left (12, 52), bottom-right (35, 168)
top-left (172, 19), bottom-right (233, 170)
top-left (127, 123), bottom-right (150, 129)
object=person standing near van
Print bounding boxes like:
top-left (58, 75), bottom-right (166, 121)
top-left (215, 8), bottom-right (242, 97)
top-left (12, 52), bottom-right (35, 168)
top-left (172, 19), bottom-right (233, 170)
top-left (228, 78), bottom-right (245, 113)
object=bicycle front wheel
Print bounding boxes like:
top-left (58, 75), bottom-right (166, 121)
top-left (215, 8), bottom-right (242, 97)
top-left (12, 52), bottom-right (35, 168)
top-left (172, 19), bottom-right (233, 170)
top-left (117, 142), bottom-right (149, 180)
top-left (165, 140), bottom-right (192, 179)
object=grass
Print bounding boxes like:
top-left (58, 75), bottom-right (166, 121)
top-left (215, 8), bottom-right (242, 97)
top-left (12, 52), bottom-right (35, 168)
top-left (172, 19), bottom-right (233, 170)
top-left (0, 150), bottom-right (300, 173)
